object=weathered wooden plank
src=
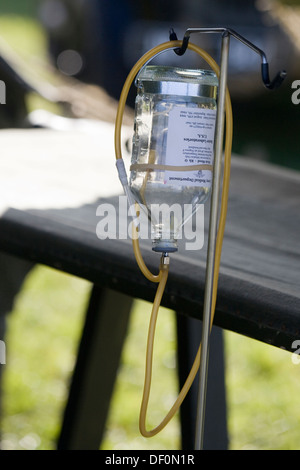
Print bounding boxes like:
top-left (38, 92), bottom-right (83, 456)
top-left (0, 127), bottom-right (299, 351)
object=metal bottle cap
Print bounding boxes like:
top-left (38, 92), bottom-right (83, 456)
top-left (136, 65), bottom-right (218, 99)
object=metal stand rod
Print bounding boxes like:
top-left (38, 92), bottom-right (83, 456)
top-left (194, 32), bottom-right (230, 450)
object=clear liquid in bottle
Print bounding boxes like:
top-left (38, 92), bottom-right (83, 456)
top-left (129, 66), bottom-right (218, 252)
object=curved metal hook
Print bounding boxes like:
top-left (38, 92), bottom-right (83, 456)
top-left (169, 27), bottom-right (286, 90)
top-left (169, 28), bottom-right (189, 56)
top-left (261, 63), bottom-right (287, 90)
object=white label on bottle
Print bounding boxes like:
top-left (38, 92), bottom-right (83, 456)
top-left (164, 107), bottom-right (216, 187)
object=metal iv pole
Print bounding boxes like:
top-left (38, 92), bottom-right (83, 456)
top-left (171, 26), bottom-right (286, 450)
top-left (194, 30), bottom-right (230, 451)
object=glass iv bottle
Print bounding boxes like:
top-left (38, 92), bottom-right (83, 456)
top-left (129, 65), bottom-right (218, 252)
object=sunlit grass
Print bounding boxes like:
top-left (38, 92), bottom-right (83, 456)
top-left (0, 266), bottom-right (90, 450)
top-left (0, 15), bottom-right (47, 60)
top-left (225, 332), bottom-right (300, 450)
top-left (101, 299), bottom-right (181, 450)
top-left (1, 265), bottom-right (300, 450)
top-left (0, 265), bottom-right (181, 450)
top-left (0, 14), bottom-right (65, 118)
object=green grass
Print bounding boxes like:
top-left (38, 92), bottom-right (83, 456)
top-left (0, 266), bottom-right (90, 450)
top-left (101, 298), bottom-right (180, 450)
top-left (1, 265), bottom-right (300, 450)
top-left (0, 265), bottom-right (181, 450)
top-left (0, 15), bottom-right (47, 57)
top-left (225, 333), bottom-right (300, 450)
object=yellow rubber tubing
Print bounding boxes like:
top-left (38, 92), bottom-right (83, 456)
top-left (114, 40), bottom-right (233, 437)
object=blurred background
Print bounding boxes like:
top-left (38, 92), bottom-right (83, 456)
top-left (0, 0), bottom-right (299, 168)
top-left (0, 0), bottom-right (300, 451)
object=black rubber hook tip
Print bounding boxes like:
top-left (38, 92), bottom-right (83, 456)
top-left (169, 28), bottom-right (189, 56)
